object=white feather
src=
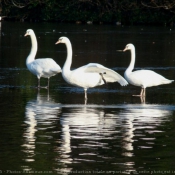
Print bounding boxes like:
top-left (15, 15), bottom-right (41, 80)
top-left (55, 37), bottom-right (128, 99)
top-left (25, 29), bottom-right (61, 87)
top-left (123, 43), bottom-right (174, 96)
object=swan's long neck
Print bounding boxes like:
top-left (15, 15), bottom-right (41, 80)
top-left (26, 33), bottom-right (37, 65)
top-left (63, 40), bottom-right (72, 73)
top-left (125, 47), bottom-right (135, 75)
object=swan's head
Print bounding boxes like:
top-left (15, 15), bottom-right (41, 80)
top-left (24, 29), bottom-right (34, 37)
top-left (123, 44), bottom-right (135, 52)
top-left (55, 37), bottom-right (69, 45)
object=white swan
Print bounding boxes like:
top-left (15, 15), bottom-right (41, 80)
top-left (55, 36), bottom-right (128, 99)
top-left (123, 43), bottom-right (174, 96)
top-left (24, 29), bottom-right (62, 88)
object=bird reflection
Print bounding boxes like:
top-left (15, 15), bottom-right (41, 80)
top-left (21, 90), bottom-right (61, 167)
top-left (58, 104), bottom-right (172, 174)
top-left (58, 106), bottom-right (134, 172)
top-left (121, 114), bottom-right (135, 157)
top-left (58, 107), bottom-right (105, 168)
top-left (21, 94), bottom-right (172, 174)
top-left (120, 104), bottom-right (172, 157)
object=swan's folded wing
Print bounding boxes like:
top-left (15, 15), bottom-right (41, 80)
top-left (35, 58), bottom-right (62, 74)
top-left (83, 63), bottom-right (128, 86)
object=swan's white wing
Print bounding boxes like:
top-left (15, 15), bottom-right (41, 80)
top-left (32, 59), bottom-right (61, 73)
top-left (83, 63), bottom-right (128, 86)
top-left (126, 70), bottom-right (174, 88)
top-left (28, 58), bottom-right (62, 78)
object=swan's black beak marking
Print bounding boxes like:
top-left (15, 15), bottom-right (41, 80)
top-left (99, 72), bottom-right (107, 84)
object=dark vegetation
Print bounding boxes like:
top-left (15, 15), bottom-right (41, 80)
top-left (1, 0), bottom-right (175, 25)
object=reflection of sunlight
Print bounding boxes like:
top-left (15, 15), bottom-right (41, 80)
top-left (54, 119), bottom-right (73, 174)
top-left (59, 106), bottom-right (133, 172)
top-left (58, 104), bottom-right (172, 174)
top-left (22, 108), bottom-right (37, 161)
top-left (61, 107), bottom-right (106, 139)
top-left (21, 91), bottom-right (60, 169)
top-left (122, 114), bottom-right (134, 157)
top-left (60, 124), bottom-right (72, 162)
top-left (56, 107), bottom-right (107, 174)
top-left (120, 104), bottom-right (172, 157)
top-left (21, 99), bottom-right (173, 174)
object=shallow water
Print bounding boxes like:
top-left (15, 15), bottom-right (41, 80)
top-left (0, 22), bottom-right (175, 175)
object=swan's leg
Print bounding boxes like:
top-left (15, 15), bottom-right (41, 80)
top-left (143, 88), bottom-right (146, 97)
top-left (140, 96), bottom-right (145, 103)
top-left (37, 78), bottom-right (41, 88)
top-left (47, 78), bottom-right (50, 88)
top-left (85, 98), bottom-right (87, 105)
top-left (133, 88), bottom-right (145, 96)
top-left (84, 89), bottom-right (87, 100)
top-left (47, 88), bottom-right (50, 101)
top-left (140, 88), bottom-right (146, 96)
top-left (38, 78), bottom-right (49, 89)
top-left (84, 89), bottom-right (88, 104)
top-left (140, 88), bottom-right (144, 96)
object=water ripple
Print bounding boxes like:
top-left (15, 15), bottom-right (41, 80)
top-left (20, 92), bottom-right (174, 173)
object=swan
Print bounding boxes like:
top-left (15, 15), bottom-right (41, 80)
top-left (123, 43), bottom-right (174, 96)
top-left (24, 29), bottom-right (62, 88)
top-left (55, 36), bottom-right (128, 99)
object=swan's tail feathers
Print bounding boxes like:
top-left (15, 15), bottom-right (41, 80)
top-left (159, 79), bottom-right (174, 86)
top-left (165, 79), bottom-right (174, 84)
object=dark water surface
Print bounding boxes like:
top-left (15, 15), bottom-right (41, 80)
top-left (0, 22), bottom-right (175, 175)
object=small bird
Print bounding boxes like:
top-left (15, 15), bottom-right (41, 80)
top-left (123, 43), bottom-right (174, 96)
top-left (55, 36), bottom-right (128, 100)
top-left (25, 29), bottom-right (61, 88)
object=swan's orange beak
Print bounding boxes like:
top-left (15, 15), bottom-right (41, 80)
top-left (123, 47), bottom-right (127, 52)
top-left (55, 40), bottom-right (60, 45)
top-left (24, 32), bottom-right (28, 37)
